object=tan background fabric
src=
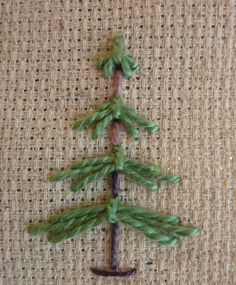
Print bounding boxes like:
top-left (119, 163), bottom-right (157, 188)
top-left (0, 1), bottom-right (235, 284)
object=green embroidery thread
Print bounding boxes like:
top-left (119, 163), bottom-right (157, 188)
top-left (73, 96), bottom-right (160, 140)
top-left (29, 197), bottom-right (200, 245)
top-left (96, 36), bottom-right (140, 79)
top-left (49, 146), bottom-right (180, 192)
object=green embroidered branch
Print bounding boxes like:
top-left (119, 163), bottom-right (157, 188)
top-left (49, 146), bottom-right (180, 192)
top-left (29, 197), bottom-right (200, 245)
top-left (73, 96), bottom-right (159, 140)
top-left (97, 36), bottom-right (140, 79)
top-left (28, 204), bottom-right (107, 243)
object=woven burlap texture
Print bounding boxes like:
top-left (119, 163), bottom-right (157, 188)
top-left (0, 1), bottom-right (235, 284)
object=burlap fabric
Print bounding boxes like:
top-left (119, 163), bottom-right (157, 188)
top-left (0, 1), bottom-right (235, 284)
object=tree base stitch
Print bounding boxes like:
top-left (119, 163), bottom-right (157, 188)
top-left (28, 36), bottom-right (201, 276)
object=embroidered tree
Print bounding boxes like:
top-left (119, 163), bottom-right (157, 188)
top-left (28, 36), bottom-right (200, 276)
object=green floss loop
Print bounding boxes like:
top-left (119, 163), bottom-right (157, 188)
top-left (107, 197), bottom-right (120, 223)
top-left (49, 146), bottom-right (180, 192)
top-left (73, 96), bottom-right (160, 140)
top-left (97, 36), bottom-right (140, 79)
top-left (28, 198), bottom-right (200, 245)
